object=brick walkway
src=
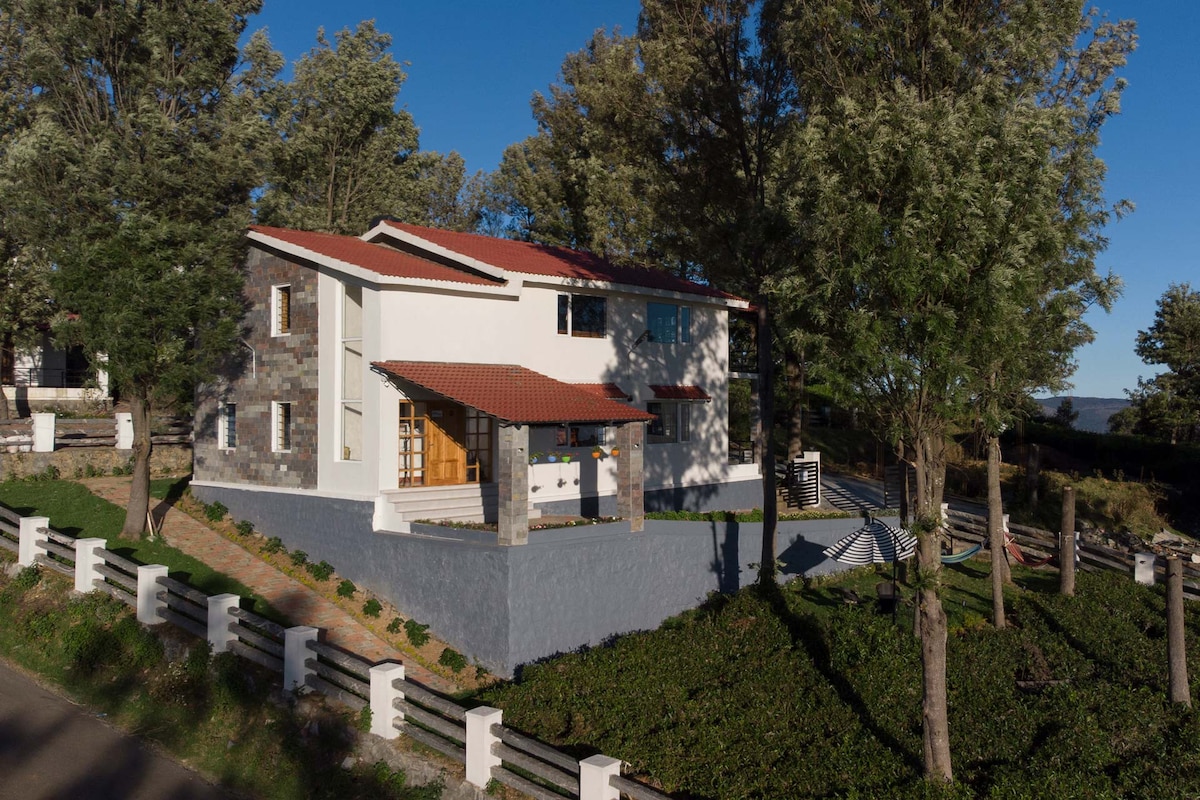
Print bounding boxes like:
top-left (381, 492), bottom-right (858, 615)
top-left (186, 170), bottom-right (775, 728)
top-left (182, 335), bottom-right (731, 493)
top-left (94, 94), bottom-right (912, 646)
top-left (81, 477), bottom-right (457, 694)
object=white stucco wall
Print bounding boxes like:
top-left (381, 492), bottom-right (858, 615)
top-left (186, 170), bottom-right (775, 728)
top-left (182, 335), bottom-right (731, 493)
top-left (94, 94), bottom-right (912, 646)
top-left (309, 264), bottom-right (746, 498)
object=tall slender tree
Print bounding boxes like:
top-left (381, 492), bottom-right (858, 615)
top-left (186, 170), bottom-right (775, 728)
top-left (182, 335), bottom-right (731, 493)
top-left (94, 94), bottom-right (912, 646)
top-left (785, 0), bottom-right (1133, 781)
top-left (1131, 283), bottom-right (1200, 443)
top-left (1, 0), bottom-right (264, 536)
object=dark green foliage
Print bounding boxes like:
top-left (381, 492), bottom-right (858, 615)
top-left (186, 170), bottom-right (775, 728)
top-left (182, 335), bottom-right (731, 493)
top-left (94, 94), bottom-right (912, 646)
top-left (336, 580), bottom-right (356, 599)
top-left (438, 648), bottom-right (466, 674)
top-left (482, 573), bottom-right (1200, 798)
top-left (362, 598), bottom-right (382, 618)
top-left (10, 565), bottom-right (41, 593)
top-left (306, 560), bottom-right (334, 582)
top-left (235, 520), bottom-right (254, 537)
top-left (262, 537), bottom-right (285, 555)
top-left (204, 501), bottom-right (228, 523)
top-left (404, 619), bottom-right (430, 648)
top-left (387, 617), bottom-right (402, 635)
top-left (289, 550), bottom-right (308, 567)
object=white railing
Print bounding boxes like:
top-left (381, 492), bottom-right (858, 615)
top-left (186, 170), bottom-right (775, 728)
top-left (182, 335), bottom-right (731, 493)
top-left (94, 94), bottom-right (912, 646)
top-left (0, 505), bottom-right (669, 800)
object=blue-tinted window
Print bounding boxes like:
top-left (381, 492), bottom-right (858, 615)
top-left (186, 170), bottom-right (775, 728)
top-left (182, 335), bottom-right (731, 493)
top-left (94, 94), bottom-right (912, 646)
top-left (647, 303), bottom-right (677, 343)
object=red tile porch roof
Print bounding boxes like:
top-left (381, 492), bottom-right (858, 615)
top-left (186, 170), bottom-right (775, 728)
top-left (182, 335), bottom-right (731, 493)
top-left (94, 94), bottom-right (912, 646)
top-left (649, 384), bottom-right (712, 402)
top-left (376, 220), bottom-right (742, 302)
top-left (574, 382), bottom-right (632, 401)
top-left (372, 361), bottom-right (655, 425)
top-left (249, 225), bottom-right (499, 286)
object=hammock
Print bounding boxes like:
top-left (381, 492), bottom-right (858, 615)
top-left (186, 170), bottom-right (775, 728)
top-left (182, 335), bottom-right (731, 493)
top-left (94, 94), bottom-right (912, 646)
top-left (1005, 534), bottom-right (1054, 568)
top-left (941, 544), bottom-right (982, 564)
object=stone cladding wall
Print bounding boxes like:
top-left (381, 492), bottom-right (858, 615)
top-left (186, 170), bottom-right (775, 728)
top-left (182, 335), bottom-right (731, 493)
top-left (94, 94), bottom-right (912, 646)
top-left (193, 246), bottom-right (319, 489)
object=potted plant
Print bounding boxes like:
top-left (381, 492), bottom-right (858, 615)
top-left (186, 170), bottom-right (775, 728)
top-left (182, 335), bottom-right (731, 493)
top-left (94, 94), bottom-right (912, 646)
top-left (592, 446), bottom-right (604, 459)
top-left (610, 446), bottom-right (621, 457)
top-left (547, 453), bottom-right (557, 462)
top-left (561, 453), bottom-right (572, 464)
top-left (529, 452), bottom-right (543, 464)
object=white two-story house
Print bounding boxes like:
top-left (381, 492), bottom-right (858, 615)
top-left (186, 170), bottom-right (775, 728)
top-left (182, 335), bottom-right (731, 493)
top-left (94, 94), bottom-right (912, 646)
top-left (193, 220), bottom-right (760, 544)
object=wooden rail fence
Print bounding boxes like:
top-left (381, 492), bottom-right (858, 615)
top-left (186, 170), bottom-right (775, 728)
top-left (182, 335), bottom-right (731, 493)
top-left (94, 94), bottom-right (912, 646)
top-left (0, 506), bottom-right (668, 800)
top-left (943, 507), bottom-right (1200, 600)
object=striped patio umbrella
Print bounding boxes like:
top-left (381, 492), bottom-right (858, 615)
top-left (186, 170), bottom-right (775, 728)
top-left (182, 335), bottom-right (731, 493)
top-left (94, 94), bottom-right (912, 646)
top-left (822, 518), bottom-right (917, 566)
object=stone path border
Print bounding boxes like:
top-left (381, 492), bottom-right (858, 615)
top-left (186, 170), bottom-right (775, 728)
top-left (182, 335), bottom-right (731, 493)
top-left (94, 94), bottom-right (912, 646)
top-left (80, 477), bottom-right (457, 694)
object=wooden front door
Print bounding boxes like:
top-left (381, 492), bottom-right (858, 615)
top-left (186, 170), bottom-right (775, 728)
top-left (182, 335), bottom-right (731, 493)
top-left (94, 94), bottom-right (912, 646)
top-left (423, 402), bottom-right (467, 486)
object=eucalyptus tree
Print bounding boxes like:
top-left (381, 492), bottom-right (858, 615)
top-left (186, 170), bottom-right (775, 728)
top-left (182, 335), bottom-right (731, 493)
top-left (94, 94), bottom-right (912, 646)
top-left (1131, 283), bottom-right (1200, 443)
top-left (784, 0), bottom-right (1134, 781)
top-left (1, 0), bottom-right (265, 536)
top-left (497, 2), bottom-right (809, 584)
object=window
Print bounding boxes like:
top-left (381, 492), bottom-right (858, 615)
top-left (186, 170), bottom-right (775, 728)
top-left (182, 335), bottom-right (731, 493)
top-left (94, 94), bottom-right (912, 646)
top-left (273, 402), bottom-right (293, 452)
top-left (647, 402), bottom-right (691, 444)
top-left (557, 294), bottom-right (607, 338)
top-left (647, 401), bottom-right (675, 443)
top-left (341, 284), bottom-right (363, 461)
top-left (273, 285), bottom-right (292, 336)
top-left (557, 424), bottom-right (606, 448)
top-left (465, 408), bottom-right (493, 483)
top-left (647, 303), bottom-right (693, 344)
top-left (218, 402), bottom-right (237, 449)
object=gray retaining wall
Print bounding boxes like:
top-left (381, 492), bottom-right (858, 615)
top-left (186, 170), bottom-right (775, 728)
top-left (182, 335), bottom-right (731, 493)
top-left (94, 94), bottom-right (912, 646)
top-left (195, 483), bottom-right (895, 677)
top-left (533, 476), bottom-right (764, 518)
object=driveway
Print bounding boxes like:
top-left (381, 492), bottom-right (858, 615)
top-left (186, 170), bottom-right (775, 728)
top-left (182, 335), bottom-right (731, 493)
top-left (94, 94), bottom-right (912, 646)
top-left (0, 658), bottom-right (231, 800)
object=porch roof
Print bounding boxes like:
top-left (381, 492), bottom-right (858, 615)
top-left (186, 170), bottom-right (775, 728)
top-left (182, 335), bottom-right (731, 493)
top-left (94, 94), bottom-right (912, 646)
top-left (650, 384), bottom-right (712, 402)
top-left (372, 361), bottom-right (655, 425)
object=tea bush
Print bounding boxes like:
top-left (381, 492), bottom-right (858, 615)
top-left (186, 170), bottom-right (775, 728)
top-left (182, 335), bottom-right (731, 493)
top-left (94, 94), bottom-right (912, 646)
top-left (336, 580), bottom-right (356, 599)
top-left (404, 619), bottom-right (430, 647)
top-left (204, 501), bottom-right (228, 522)
top-left (306, 560), bottom-right (334, 581)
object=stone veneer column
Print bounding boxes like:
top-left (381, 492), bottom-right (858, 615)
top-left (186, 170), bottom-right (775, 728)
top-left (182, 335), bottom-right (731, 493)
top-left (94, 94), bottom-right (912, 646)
top-left (616, 422), bottom-right (645, 532)
top-left (497, 423), bottom-right (529, 546)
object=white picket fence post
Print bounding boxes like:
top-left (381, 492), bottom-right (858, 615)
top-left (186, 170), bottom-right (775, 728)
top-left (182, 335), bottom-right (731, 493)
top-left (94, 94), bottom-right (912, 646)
top-left (31, 412), bottom-right (55, 453)
top-left (18, 516), bottom-right (50, 567)
top-left (137, 565), bottom-right (169, 625)
top-left (369, 662), bottom-right (406, 739)
top-left (579, 754), bottom-right (622, 800)
top-left (465, 706), bottom-right (502, 788)
top-left (284, 626), bottom-right (319, 692)
top-left (115, 412), bottom-right (134, 450)
top-left (207, 594), bottom-right (239, 653)
top-left (73, 538), bottom-right (106, 593)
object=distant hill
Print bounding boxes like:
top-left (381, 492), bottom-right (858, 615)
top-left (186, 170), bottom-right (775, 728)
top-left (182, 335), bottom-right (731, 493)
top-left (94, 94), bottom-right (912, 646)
top-left (1035, 396), bottom-right (1130, 434)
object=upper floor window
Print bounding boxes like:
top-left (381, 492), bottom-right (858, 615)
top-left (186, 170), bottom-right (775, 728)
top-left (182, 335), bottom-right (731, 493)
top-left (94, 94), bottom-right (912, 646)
top-left (341, 284), bottom-right (363, 461)
top-left (272, 284), bottom-right (292, 336)
top-left (557, 294), bottom-right (607, 338)
top-left (648, 302), bottom-right (692, 344)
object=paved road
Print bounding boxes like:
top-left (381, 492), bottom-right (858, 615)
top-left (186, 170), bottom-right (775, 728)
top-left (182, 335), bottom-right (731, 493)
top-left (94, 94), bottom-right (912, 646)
top-left (0, 659), bottom-right (232, 800)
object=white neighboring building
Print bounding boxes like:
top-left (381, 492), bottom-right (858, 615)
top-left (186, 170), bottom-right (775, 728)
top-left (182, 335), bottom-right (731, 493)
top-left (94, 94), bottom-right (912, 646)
top-left (193, 221), bottom-right (761, 543)
top-left (2, 329), bottom-right (109, 414)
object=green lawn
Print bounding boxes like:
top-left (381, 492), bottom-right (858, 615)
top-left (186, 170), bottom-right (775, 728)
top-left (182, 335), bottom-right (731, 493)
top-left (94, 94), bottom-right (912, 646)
top-left (0, 477), bottom-right (286, 623)
top-left (481, 563), bottom-right (1200, 799)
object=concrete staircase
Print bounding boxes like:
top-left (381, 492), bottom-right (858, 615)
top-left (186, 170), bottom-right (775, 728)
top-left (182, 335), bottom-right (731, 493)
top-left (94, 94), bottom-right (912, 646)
top-left (380, 484), bottom-right (546, 528)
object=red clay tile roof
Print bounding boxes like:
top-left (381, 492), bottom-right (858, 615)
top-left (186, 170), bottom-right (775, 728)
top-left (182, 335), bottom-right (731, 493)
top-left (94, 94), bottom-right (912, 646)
top-left (377, 221), bottom-right (742, 302)
top-left (249, 225), bottom-right (499, 287)
top-left (373, 361), bottom-right (654, 424)
top-left (650, 384), bottom-right (712, 401)
top-left (574, 382), bottom-right (632, 401)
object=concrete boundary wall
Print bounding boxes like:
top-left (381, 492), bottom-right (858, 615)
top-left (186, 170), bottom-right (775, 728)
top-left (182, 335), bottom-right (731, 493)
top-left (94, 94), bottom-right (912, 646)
top-left (195, 483), bottom-right (896, 676)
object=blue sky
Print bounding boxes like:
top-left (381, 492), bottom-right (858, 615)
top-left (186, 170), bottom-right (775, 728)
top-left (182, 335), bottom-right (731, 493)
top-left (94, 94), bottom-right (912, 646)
top-left (250, 1), bottom-right (1196, 401)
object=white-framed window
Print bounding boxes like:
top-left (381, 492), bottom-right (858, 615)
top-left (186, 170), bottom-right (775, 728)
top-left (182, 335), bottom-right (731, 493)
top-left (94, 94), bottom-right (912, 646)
top-left (557, 293), bottom-right (607, 338)
top-left (272, 284), bottom-right (292, 336)
top-left (273, 401), bottom-right (293, 452)
top-left (647, 402), bottom-right (692, 444)
top-left (218, 402), bottom-right (237, 449)
top-left (340, 283), bottom-right (363, 461)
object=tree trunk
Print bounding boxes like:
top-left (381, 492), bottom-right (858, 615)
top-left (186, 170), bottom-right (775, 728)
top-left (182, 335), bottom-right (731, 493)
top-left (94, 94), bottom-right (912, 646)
top-left (915, 431), bottom-right (954, 783)
top-left (785, 345), bottom-right (804, 460)
top-left (987, 434), bottom-right (1009, 630)
top-left (0, 384), bottom-right (9, 421)
top-left (122, 394), bottom-right (153, 538)
top-left (757, 300), bottom-right (778, 587)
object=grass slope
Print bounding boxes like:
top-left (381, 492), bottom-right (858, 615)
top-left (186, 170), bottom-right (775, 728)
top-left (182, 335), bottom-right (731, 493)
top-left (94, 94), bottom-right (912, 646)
top-left (0, 478), bottom-right (285, 622)
top-left (482, 565), bottom-right (1200, 799)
